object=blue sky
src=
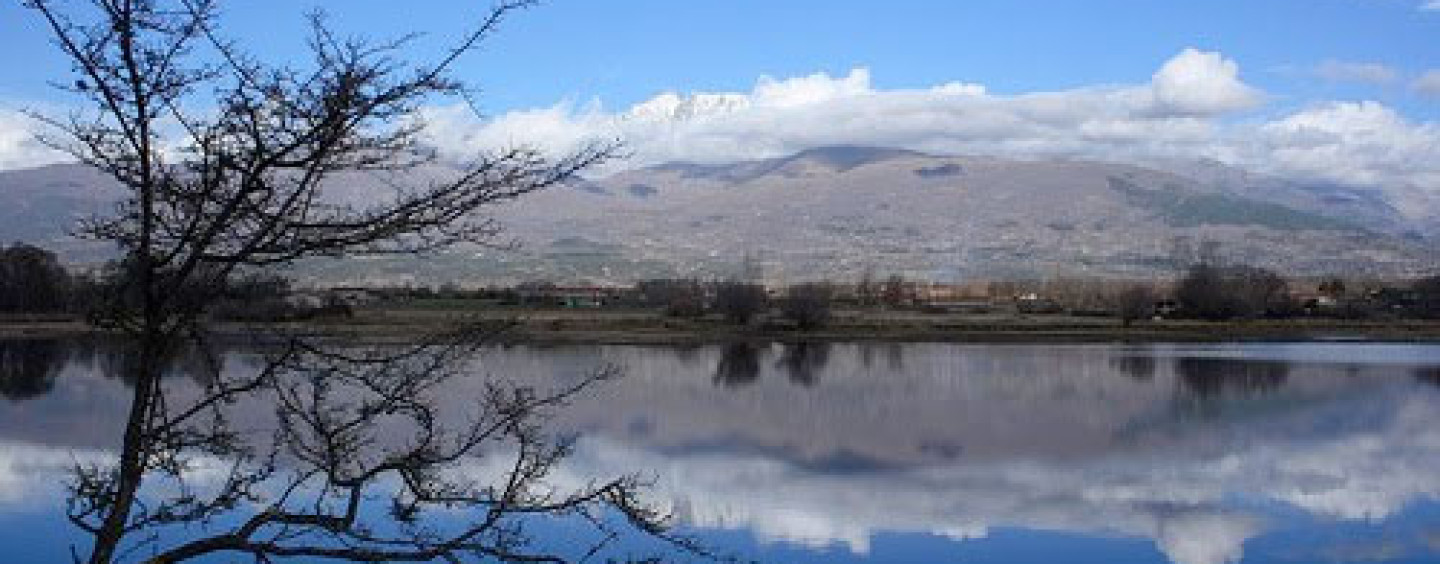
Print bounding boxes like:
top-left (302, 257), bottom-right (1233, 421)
top-left (3, 0), bottom-right (1438, 112)
top-left (1, 0), bottom-right (1438, 193)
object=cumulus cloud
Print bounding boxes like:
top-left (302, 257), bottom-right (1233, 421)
top-left (1147, 48), bottom-right (1264, 116)
top-left (423, 49), bottom-right (1258, 166)
top-left (1251, 101), bottom-right (1440, 204)
top-left (8, 47), bottom-right (1439, 214)
top-left (414, 48), bottom-right (1439, 205)
top-left (1313, 60), bottom-right (1399, 84)
top-left (1413, 69), bottom-right (1440, 97)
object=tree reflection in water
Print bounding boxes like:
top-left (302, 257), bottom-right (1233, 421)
top-left (776, 342), bottom-right (831, 386)
top-left (0, 337), bottom-right (232, 392)
top-left (3, 341), bottom-right (1440, 564)
top-left (1111, 354), bottom-right (1157, 381)
top-left (713, 342), bottom-right (762, 388)
top-left (1175, 357), bottom-right (1291, 406)
top-left (857, 342), bottom-right (906, 374)
top-left (1414, 366), bottom-right (1440, 387)
top-left (0, 339), bottom-right (64, 400)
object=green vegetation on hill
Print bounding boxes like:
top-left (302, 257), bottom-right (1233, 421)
top-left (1107, 176), bottom-right (1359, 231)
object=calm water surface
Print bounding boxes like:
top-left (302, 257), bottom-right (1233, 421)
top-left (1, 340), bottom-right (1438, 563)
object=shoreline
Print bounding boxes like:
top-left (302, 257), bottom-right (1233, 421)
top-left (7, 309), bottom-right (1440, 345)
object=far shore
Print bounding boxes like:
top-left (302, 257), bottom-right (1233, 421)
top-left (6, 307), bottom-right (1440, 345)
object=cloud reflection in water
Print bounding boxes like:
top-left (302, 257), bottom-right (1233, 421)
top-left (1, 341), bottom-right (1438, 564)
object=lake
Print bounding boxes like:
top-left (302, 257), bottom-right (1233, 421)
top-left (1, 339), bottom-right (1438, 563)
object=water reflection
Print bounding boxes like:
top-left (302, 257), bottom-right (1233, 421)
top-left (713, 342), bottom-right (761, 387)
top-left (1175, 357), bottom-right (1290, 399)
top-left (1415, 366), bottom-right (1440, 387)
top-left (0, 336), bottom-right (226, 391)
top-left (2, 340), bottom-right (1438, 564)
top-left (857, 342), bottom-right (905, 374)
top-left (0, 339), bottom-right (63, 400)
top-left (775, 342), bottom-right (830, 386)
top-left (1111, 354), bottom-right (1157, 380)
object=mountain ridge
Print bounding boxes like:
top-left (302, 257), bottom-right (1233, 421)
top-left (1, 147), bottom-right (1433, 284)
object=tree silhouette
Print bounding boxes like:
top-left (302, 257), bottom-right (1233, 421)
top-left (781, 283), bottom-right (834, 330)
top-left (713, 280), bottom-right (767, 325)
top-left (0, 243), bottom-right (71, 313)
top-left (22, 1), bottom-right (683, 562)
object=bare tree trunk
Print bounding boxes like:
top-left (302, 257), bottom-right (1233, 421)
top-left (23, 1), bottom-right (691, 562)
top-left (90, 371), bottom-right (153, 564)
top-left (91, 331), bottom-right (167, 564)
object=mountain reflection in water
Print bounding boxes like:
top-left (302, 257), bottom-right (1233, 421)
top-left (1, 340), bottom-right (1438, 564)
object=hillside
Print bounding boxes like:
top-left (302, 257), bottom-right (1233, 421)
top-left (2, 147), bottom-right (1432, 284)
top-left (488, 146), bottom-right (1431, 283)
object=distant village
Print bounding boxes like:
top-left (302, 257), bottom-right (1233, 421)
top-left (5, 241), bottom-right (1440, 327)
top-left (280, 271), bottom-right (1428, 324)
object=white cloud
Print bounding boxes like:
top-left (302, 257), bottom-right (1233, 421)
top-left (4, 343), bottom-right (1437, 564)
top-left (9, 47), bottom-right (1439, 216)
top-left (1252, 101), bottom-right (1440, 201)
top-left (1380, 0), bottom-right (1440, 11)
top-left (537, 386), bottom-right (1438, 564)
top-left (1147, 48), bottom-right (1264, 116)
top-left (416, 47), bottom-right (1440, 208)
top-left (1313, 60), bottom-right (1399, 84)
top-left (445, 343), bottom-right (1440, 564)
top-left (0, 108), bottom-right (68, 171)
top-left (423, 48), bottom-right (1263, 169)
top-left (1413, 69), bottom-right (1440, 97)
top-left (0, 441), bottom-right (109, 507)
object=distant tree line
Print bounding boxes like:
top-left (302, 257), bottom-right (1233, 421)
top-left (628, 278), bottom-right (846, 330)
top-left (0, 243), bottom-right (78, 314)
top-left (19, 238), bottom-right (1440, 326)
top-left (1174, 263), bottom-right (1296, 320)
top-left (0, 243), bottom-right (320, 320)
top-left (340, 267), bottom-right (1440, 327)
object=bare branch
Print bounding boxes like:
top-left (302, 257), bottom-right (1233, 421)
top-left (20, 1), bottom-right (687, 563)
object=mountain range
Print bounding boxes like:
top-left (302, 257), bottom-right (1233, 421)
top-left (1, 146), bottom-right (1434, 285)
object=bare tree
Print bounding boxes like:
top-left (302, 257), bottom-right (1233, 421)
top-left (713, 280), bottom-right (766, 325)
top-left (781, 282), bottom-right (834, 330)
top-left (1412, 274), bottom-right (1440, 319)
top-left (1318, 277), bottom-right (1347, 299)
top-left (1116, 284), bottom-right (1155, 327)
top-left (1232, 266), bottom-right (1293, 317)
top-left (637, 278), bottom-right (706, 317)
top-left (1176, 263), bottom-right (1292, 320)
top-left (855, 265), bottom-right (878, 307)
top-left (880, 274), bottom-right (908, 308)
top-left (21, 1), bottom-right (683, 563)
